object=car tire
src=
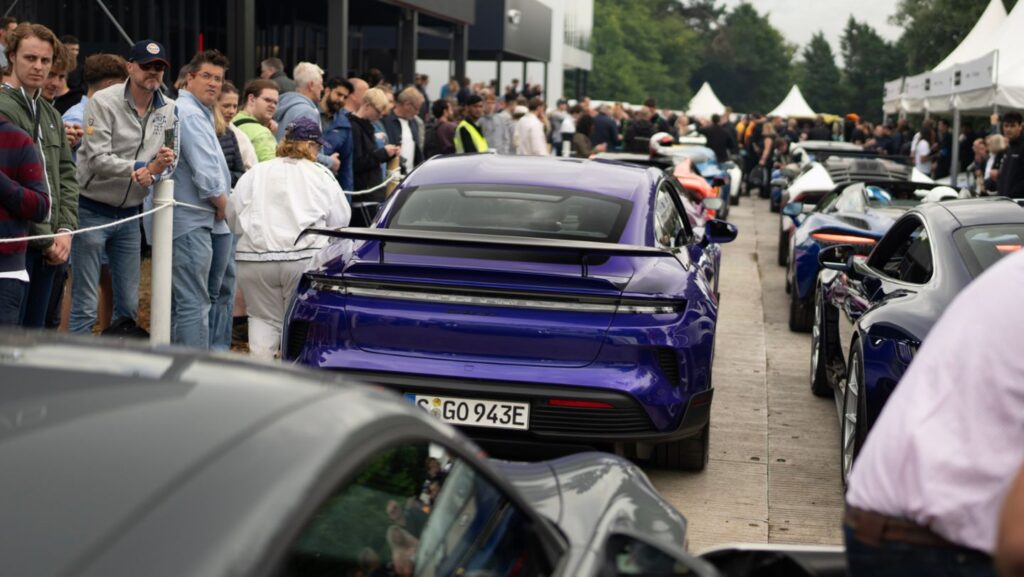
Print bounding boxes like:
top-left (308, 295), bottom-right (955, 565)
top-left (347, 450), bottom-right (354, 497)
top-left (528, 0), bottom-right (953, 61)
top-left (841, 343), bottom-right (867, 488)
top-left (652, 421), bottom-right (710, 472)
top-left (777, 227), bottom-right (788, 267)
top-left (789, 288), bottom-right (813, 333)
top-left (810, 284), bottom-right (834, 397)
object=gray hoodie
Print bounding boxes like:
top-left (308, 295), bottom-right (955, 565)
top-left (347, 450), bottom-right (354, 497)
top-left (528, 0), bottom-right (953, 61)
top-left (77, 81), bottom-right (176, 208)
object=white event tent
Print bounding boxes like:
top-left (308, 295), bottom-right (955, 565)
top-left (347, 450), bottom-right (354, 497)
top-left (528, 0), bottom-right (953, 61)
top-left (686, 82), bottom-right (727, 117)
top-left (767, 85), bottom-right (816, 118)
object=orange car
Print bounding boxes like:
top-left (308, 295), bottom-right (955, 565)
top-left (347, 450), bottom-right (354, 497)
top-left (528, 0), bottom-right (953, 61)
top-left (673, 159), bottom-right (725, 220)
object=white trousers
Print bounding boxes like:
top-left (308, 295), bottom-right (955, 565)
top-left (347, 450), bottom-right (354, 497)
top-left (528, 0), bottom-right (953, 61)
top-left (236, 259), bottom-right (308, 360)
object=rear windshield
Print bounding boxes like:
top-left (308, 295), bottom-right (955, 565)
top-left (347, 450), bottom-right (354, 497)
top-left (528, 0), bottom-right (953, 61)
top-left (956, 225), bottom-right (1024, 277)
top-left (388, 185), bottom-right (633, 243)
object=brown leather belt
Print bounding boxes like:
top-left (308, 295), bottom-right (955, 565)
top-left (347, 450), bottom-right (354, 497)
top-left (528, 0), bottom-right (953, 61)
top-left (844, 506), bottom-right (956, 548)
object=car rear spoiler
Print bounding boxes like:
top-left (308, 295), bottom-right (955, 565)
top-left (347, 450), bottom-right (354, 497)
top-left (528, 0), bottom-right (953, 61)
top-left (297, 227), bottom-right (675, 277)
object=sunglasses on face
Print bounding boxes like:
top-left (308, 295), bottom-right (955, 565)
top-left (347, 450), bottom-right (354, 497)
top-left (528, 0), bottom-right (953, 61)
top-left (139, 62), bottom-right (167, 72)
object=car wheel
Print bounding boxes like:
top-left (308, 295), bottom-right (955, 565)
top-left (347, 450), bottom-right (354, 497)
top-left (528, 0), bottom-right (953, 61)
top-left (810, 285), bottom-right (833, 397)
top-left (841, 344), bottom-right (867, 488)
top-left (789, 287), bottom-right (813, 332)
top-left (652, 421), bottom-right (710, 471)
top-left (777, 226), bottom-right (788, 267)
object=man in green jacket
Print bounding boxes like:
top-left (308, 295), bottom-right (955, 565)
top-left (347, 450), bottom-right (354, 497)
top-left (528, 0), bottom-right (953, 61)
top-left (233, 79), bottom-right (279, 162)
top-left (0, 23), bottom-right (79, 326)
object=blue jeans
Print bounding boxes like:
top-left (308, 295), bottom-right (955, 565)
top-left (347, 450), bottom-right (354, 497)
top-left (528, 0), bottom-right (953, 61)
top-left (208, 232), bottom-right (235, 351)
top-left (171, 228), bottom-right (213, 348)
top-left (0, 278), bottom-right (27, 325)
top-left (21, 248), bottom-right (60, 327)
top-left (68, 204), bottom-right (141, 334)
top-left (844, 525), bottom-right (996, 577)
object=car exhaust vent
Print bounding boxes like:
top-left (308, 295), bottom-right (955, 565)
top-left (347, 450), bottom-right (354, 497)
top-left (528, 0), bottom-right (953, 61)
top-left (285, 320), bottom-right (310, 361)
top-left (656, 348), bottom-right (680, 384)
top-left (531, 400), bottom-right (655, 435)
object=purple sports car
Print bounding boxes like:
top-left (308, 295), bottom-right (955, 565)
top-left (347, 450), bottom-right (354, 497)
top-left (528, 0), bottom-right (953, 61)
top-left (282, 154), bottom-right (737, 470)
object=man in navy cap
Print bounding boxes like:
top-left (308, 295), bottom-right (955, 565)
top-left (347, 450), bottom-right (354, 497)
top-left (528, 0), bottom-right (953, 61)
top-left (70, 39), bottom-right (176, 335)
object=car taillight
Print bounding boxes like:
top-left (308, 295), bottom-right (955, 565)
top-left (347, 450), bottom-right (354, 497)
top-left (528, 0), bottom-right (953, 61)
top-left (811, 232), bottom-right (877, 245)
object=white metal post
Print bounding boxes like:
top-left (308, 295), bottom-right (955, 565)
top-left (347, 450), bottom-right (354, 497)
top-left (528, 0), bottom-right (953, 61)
top-left (150, 180), bottom-right (174, 344)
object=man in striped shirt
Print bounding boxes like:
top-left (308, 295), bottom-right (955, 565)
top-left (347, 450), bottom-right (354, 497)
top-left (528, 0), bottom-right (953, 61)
top-left (0, 114), bottom-right (50, 324)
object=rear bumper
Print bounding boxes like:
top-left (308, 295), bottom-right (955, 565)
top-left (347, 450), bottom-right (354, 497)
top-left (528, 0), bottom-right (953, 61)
top-left (342, 370), bottom-right (713, 444)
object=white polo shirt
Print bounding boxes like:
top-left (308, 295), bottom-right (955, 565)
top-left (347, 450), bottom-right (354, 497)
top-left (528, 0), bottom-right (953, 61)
top-left (846, 248), bottom-right (1024, 554)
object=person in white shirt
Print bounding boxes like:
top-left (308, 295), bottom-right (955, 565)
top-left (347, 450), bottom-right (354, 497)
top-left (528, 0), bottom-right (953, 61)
top-left (914, 126), bottom-right (933, 176)
top-left (844, 247), bottom-right (1024, 576)
top-left (515, 97), bottom-right (549, 156)
top-left (226, 117), bottom-right (350, 359)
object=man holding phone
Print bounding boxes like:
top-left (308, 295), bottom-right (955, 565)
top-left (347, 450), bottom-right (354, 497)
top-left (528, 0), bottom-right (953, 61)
top-left (70, 39), bottom-right (176, 334)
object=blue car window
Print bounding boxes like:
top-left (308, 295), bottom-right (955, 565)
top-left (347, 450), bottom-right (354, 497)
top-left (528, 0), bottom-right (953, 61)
top-left (277, 441), bottom-right (543, 577)
top-left (389, 185), bottom-right (633, 243)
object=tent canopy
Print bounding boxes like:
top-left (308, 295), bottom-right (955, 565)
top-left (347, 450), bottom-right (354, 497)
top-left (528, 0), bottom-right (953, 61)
top-left (686, 82), bottom-right (726, 117)
top-left (768, 85), bottom-right (816, 118)
top-left (933, 0), bottom-right (1006, 71)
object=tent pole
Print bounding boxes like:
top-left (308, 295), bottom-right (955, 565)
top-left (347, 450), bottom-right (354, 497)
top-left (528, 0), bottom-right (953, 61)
top-left (950, 108), bottom-right (962, 190)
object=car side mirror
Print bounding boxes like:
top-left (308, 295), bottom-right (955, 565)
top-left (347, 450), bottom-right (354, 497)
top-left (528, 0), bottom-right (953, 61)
top-left (818, 244), bottom-right (854, 272)
top-left (703, 219), bottom-right (738, 245)
top-left (782, 202), bottom-right (804, 225)
top-left (711, 176), bottom-right (727, 188)
top-left (702, 197), bottom-right (724, 211)
top-left (770, 178), bottom-right (789, 188)
top-left (604, 533), bottom-right (722, 577)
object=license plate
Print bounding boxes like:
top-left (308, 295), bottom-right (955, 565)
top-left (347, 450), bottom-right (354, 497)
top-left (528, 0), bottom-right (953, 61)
top-left (405, 393), bottom-right (530, 430)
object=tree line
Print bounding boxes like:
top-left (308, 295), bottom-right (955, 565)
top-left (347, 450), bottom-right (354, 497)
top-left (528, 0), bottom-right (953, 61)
top-left (590, 0), bottom-right (1018, 121)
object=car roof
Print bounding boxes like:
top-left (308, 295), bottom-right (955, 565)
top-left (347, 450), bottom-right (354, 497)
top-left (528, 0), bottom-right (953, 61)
top-left (405, 154), bottom-right (658, 201)
top-left (0, 334), bottom-right (405, 576)
top-left (793, 140), bottom-right (862, 152)
top-left (925, 197), bottom-right (1024, 228)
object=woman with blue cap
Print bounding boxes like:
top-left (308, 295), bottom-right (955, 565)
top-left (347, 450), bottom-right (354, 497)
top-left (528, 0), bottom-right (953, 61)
top-left (226, 116), bottom-right (350, 359)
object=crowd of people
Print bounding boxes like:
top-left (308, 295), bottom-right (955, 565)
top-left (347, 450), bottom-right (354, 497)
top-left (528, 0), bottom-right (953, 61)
top-left (2, 17), bottom-right (1024, 357)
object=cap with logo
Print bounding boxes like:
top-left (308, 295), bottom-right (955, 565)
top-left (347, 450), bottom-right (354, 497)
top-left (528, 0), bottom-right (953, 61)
top-left (128, 40), bottom-right (169, 67)
top-left (285, 117), bottom-right (329, 147)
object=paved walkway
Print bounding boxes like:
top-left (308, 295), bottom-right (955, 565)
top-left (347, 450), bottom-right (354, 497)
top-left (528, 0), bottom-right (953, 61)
top-left (646, 196), bottom-right (845, 552)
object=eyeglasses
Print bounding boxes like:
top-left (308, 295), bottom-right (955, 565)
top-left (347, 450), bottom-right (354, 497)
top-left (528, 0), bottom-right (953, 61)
top-left (195, 71), bottom-right (223, 84)
top-left (139, 62), bottom-right (167, 72)
top-left (259, 96), bottom-right (279, 106)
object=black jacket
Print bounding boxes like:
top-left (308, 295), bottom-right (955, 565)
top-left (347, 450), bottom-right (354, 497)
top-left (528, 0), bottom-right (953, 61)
top-left (699, 124), bottom-right (736, 162)
top-left (217, 128), bottom-right (246, 188)
top-left (350, 114), bottom-right (391, 202)
top-left (998, 138), bottom-right (1024, 199)
top-left (382, 113), bottom-right (423, 174)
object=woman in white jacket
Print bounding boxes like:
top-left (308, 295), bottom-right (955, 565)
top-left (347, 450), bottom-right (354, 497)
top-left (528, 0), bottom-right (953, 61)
top-left (227, 117), bottom-right (350, 359)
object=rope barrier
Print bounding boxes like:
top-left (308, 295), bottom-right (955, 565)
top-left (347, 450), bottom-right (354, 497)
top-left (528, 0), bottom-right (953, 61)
top-left (0, 171), bottom-right (402, 245)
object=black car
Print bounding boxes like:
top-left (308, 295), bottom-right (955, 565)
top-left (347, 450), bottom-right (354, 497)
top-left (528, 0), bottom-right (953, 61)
top-left (0, 334), bottom-right (844, 577)
top-left (810, 197), bottom-right (1024, 483)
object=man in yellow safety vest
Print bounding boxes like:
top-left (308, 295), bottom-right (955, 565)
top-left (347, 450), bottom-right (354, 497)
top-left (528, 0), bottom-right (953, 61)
top-left (455, 94), bottom-right (488, 153)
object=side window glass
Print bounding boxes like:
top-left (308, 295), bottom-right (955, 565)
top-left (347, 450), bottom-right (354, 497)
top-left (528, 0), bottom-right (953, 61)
top-left (654, 185), bottom-right (686, 249)
top-left (277, 441), bottom-right (544, 577)
top-left (833, 186), bottom-right (866, 213)
top-left (873, 223), bottom-right (931, 283)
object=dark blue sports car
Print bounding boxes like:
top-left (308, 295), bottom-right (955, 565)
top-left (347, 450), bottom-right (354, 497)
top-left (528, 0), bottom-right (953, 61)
top-left (282, 154), bottom-right (737, 471)
top-left (810, 197), bottom-right (1024, 484)
top-left (783, 181), bottom-right (958, 332)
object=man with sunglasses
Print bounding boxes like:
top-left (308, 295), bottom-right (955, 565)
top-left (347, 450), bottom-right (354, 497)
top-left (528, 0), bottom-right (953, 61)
top-left (69, 40), bottom-right (176, 335)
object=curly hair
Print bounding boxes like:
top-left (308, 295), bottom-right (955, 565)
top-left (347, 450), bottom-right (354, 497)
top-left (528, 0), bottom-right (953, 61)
top-left (6, 23), bottom-right (69, 73)
top-left (275, 139), bottom-right (317, 162)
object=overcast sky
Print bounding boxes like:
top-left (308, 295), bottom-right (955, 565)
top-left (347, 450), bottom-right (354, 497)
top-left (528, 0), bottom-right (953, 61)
top-left (717, 0), bottom-right (904, 56)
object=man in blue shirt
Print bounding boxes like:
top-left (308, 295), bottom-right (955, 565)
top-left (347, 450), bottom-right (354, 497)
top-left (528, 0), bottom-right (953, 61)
top-left (321, 77), bottom-right (354, 191)
top-left (171, 50), bottom-right (231, 348)
top-left (592, 104), bottom-right (620, 151)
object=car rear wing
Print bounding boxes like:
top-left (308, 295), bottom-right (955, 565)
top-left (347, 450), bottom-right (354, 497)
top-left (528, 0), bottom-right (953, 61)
top-left (297, 227), bottom-right (675, 277)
